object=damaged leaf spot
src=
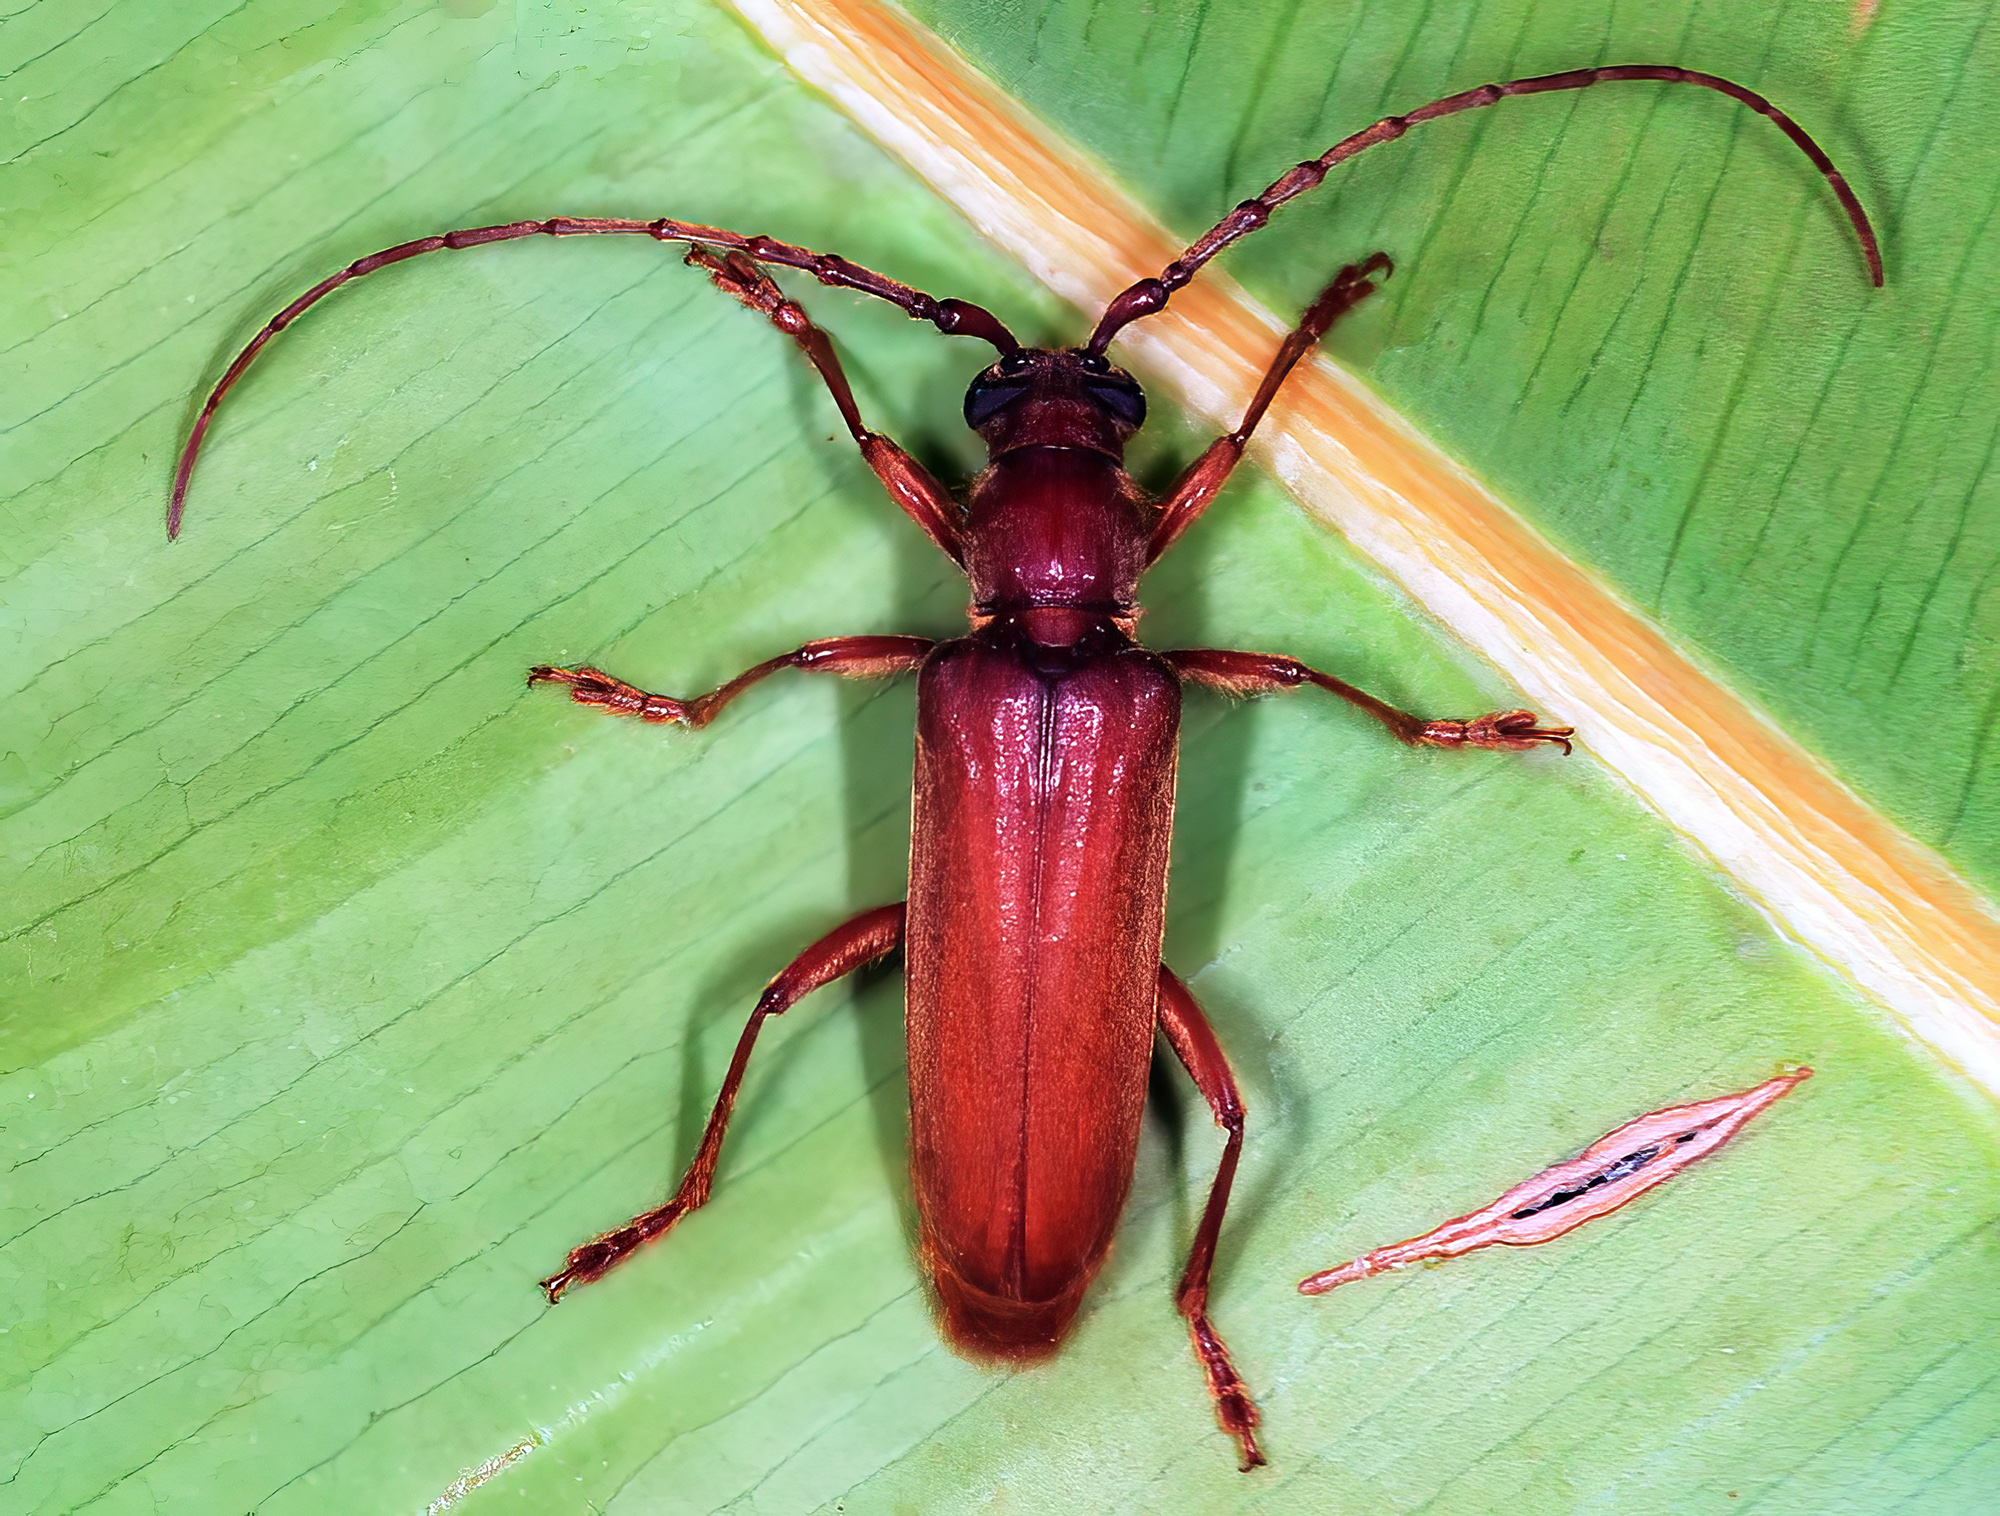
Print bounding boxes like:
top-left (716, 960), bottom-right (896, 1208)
top-left (1298, 1067), bottom-right (1811, 1294)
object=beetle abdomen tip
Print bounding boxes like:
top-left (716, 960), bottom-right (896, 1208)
top-left (928, 1260), bottom-right (1090, 1363)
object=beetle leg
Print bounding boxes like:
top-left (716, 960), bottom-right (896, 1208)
top-left (541, 902), bottom-right (907, 1303)
top-left (529, 634), bottom-right (934, 729)
top-left (1147, 253), bottom-right (1393, 563)
top-left (1156, 966), bottom-right (1265, 1472)
top-left (1165, 647), bottom-right (1574, 754)
top-left (688, 247), bottom-right (966, 563)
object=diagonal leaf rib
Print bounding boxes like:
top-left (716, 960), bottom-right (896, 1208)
top-left (730, 0), bottom-right (2000, 1096)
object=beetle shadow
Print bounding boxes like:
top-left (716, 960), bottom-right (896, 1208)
top-left (674, 901), bottom-right (864, 1176)
top-left (1127, 490), bottom-right (1289, 1294)
top-left (829, 336), bottom-right (975, 1251)
top-left (660, 320), bottom-right (968, 1189)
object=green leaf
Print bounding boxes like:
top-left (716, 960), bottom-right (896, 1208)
top-left (3, 2), bottom-right (1996, 1513)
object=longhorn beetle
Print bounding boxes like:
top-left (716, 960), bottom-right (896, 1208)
top-left (171, 66), bottom-right (1880, 1469)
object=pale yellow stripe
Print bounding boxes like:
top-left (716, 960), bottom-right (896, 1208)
top-left (730, 0), bottom-right (2000, 1093)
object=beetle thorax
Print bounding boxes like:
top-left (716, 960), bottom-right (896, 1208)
top-left (960, 448), bottom-right (1151, 630)
top-left (958, 349), bottom-right (1153, 637)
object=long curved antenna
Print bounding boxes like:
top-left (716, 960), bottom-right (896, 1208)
top-left (168, 216), bottom-right (1019, 537)
top-left (1087, 65), bottom-right (1883, 353)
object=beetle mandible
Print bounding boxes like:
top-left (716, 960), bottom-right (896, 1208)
top-left (170, 65), bottom-right (1880, 1469)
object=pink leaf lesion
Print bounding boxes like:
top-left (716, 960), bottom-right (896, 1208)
top-left (1298, 1067), bottom-right (1812, 1295)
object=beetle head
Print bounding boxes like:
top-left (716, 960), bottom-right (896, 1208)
top-left (963, 348), bottom-right (1146, 458)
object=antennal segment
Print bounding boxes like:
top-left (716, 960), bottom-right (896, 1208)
top-left (1087, 65), bottom-right (1883, 353)
top-left (168, 216), bottom-right (1018, 537)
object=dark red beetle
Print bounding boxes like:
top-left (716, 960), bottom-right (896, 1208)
top-left (170, 66), bottom-right (1878, 1468)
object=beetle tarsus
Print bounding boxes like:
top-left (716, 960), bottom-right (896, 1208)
top-left (541, 1208), bottom-right (690, 1303)
top-left (1186, 1310), bottom-right (1265, 1470)
top-left (542, 1238), bottom-right (623, 1302)
top-left (1233, 1420), bottom-right (1267, 1473)
top-left (529, 663), bottom-right (698, 724)
top-left (1419, 709), bottom-right (1575, 754)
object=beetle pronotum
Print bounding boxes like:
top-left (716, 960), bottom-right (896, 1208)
top-left (171, 66), bottom-right (1877, 1468)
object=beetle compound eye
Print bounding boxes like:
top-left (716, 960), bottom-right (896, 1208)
top-left (964, 378), bottom-right (1032, 428)
top-left (1084, 378), bottom-right (1146, 429)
